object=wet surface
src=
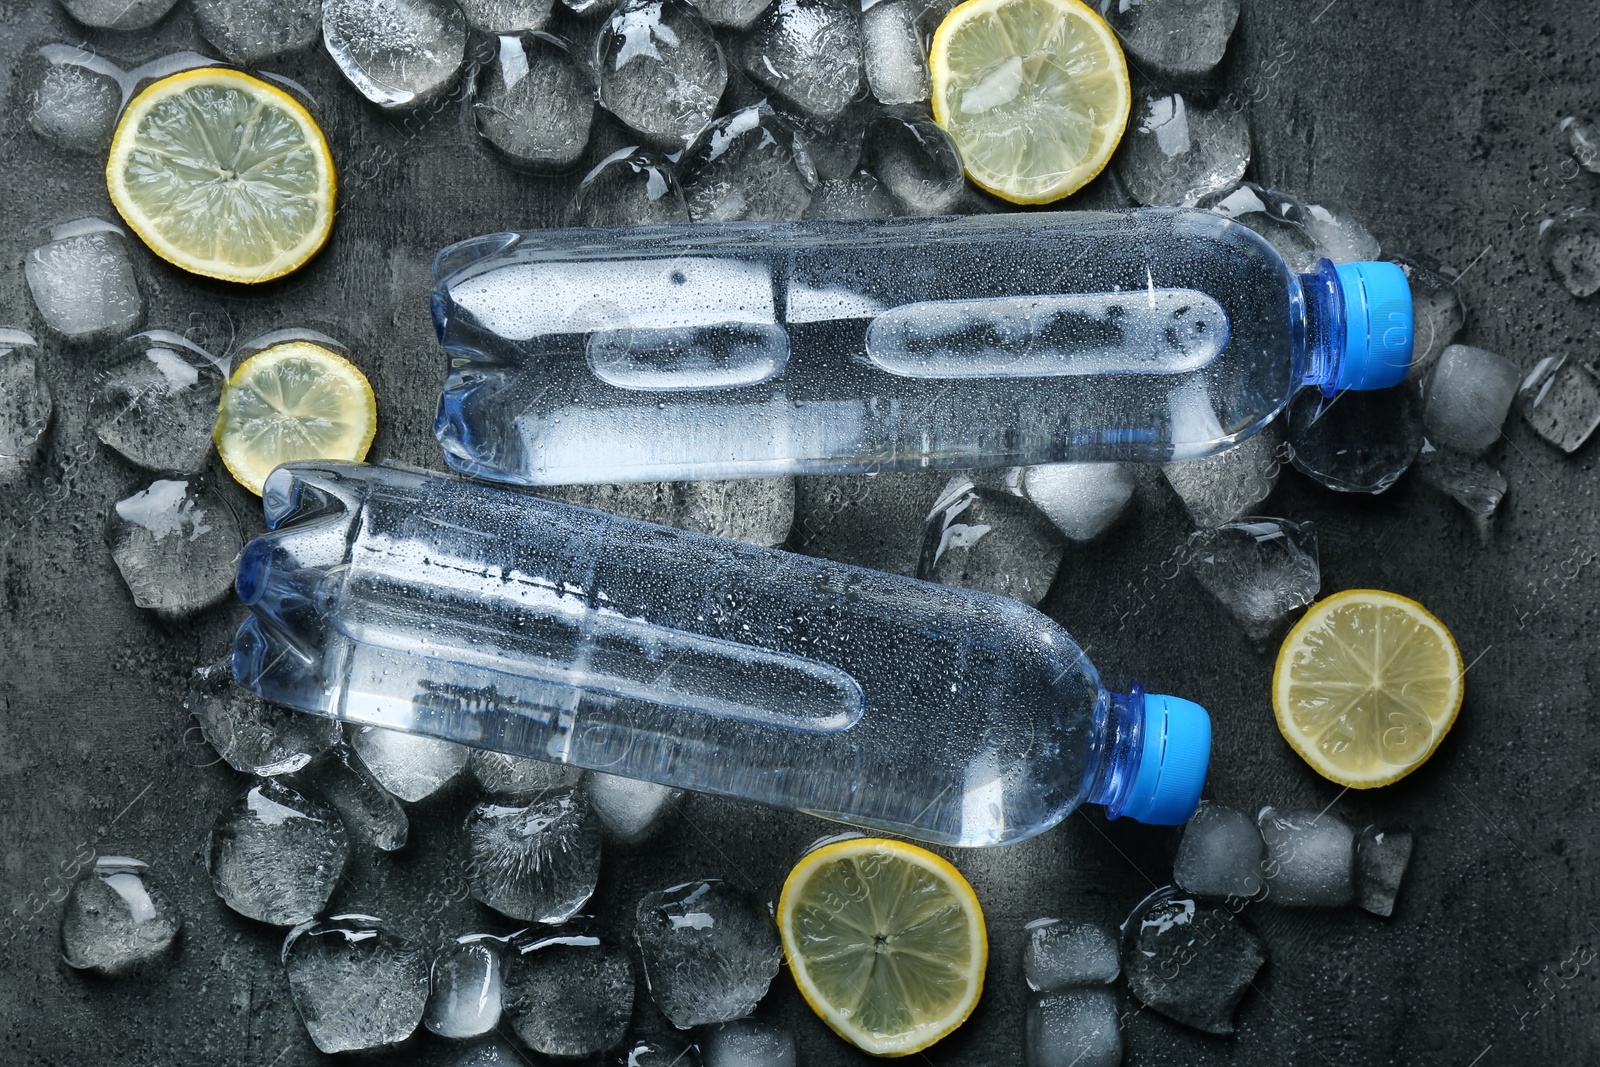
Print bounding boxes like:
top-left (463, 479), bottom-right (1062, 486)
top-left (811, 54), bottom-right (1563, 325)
top-left (2, 0), bottom-right (1599, 1063)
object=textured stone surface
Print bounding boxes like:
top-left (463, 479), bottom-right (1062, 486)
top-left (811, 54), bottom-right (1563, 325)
top-left (1, 3), bottom-right (1597, 1065)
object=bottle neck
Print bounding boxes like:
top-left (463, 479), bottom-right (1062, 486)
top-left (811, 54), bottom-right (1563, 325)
top-left (1297, 259), bottom-right (1347, 397)
top-left (1086, 686), bottom-right (1146, 818)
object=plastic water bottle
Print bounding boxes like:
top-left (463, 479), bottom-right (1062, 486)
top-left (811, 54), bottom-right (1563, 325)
top-left (232, 462), bottom-right (1211, 846)
top-left (431, 208), bottom-right (1413, 486)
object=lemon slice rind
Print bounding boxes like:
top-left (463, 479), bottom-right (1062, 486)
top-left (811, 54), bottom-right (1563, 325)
top-left (1272, 589), bottom-right (1464, 789)
top-left (778, 838), bottom-right (987, 1058)
top-left (929, 0), bottom-right (1131, 205)
top-left (214, 341), bottom-right (376, 496)
top-left (107, 67), bottom-right (336, 284)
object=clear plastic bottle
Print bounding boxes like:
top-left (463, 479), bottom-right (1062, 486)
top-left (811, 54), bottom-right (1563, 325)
top-left (232, 462), bottom-right (1211, 847)
top-left (431, 208), bottom-right (1413, 485)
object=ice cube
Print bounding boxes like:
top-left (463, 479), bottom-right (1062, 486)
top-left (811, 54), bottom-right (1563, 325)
top-left (349, 725), bottom-right (469, 801)
top-left (1518, 354), bottom-right (1600, 453)
top-left (90, 331), bottom-right (224, 474)
top-left (25, 222), bottom-right (144, 343)
top-left (1187, 518), bottom-right (1319, 643)
top-left (597, 0), bottom-right (727, 151)
top-left (191, 658), bottom-right (341, 776)
top-left (474, 33), bottom-right (593, 173)
top-left (1414, 441), bottom-right (1506, 526)
top-left (1354, 825), bottom-right (1413, 918)
top-left (862, 0), bottom-right (929, 104)
top-left (283, 914), bottom-right (429, 1053)
top-left (737, 0), bottom-right (864, 120)
top-left (1026, 988), bottom-right (1121, 1067)
top-left (122, 51), bottom-right (222, 92)
top-left (305, 744), bottom-right (410, 851)
top-left (913, 0), bottom-right (958, 37)
top-left (58, 0), bottom-right (179, 29)
top-left (1286, 383), bottom-right (1424, 494)
top-left (1256, 806), bottom-right (1355, 907)
top-left (457, 0), bottom-right (553, 32)
top-left (61, 857), bottom-right (181, 976)
top-left (625, 1038), bottom-right (706, 1065)
top-left (691, 0), bottom-right (772, 29)
top-left (322, 0), bottom-right (468, 108)
top-left (1100, 0), bottom-right (1238, 79)
top-left (1202, 182), bottom-right (1323, 271)
top-left (470, 748), bottom-right (583, 800)
top-left (193, 0), bottom-right (324, 64)
top-left (1388, 254), bottom-right (1466, 381)
top-left (445, 1039), bottom-right (532, 1065)
top-left (208, 779), bottom-right (350, 926)
top-left (804, 170), bottom-right (899, 220)
top-left (1171, 801), bottom-right (1265, 899)
top-left (501, 933), bottom-right (636, 1057)
top-left (1014, 463), bottom-right (1136, 542)
top-left (1560, 115), bottom-right (1600, 174)
top-left (0, 331), bottom-right (53, 484)
top-left (918, 477), bottom-right (1064, 607)
top-left (1116, 93), bottom-right (1249, 208)
top-left (1202, 182), bottom-right (1378, 271)
top-left (467, 788), bottom-right (602, 922)
top-left (864, 105), bottom-right (964, 215)
top-left (107, 478), bottom-right (243, 620)
top-left (1023, 918), bottom-right (1120, 990)
top-left (231, 326), bottom-right (346, 363)
top-left (1120, 887), bottom-right (1265, 1034)
top-left (585, 773), bottom-right (681, 844)
top-left (681, 103), bottom-right (816, 222)
top-left (572, 147), bottom-right (691, 227)
top-left (634, 879), bottom-right (782, 1027)
top-left (792, 469), bottom-right (946, 575)
top-left (16, 50), bottom-right (123, 154)
top-left (1423, 344), bottom-right (1520, 454)
top-left (1070, 168), bottom-right (1138, 211)
top-left (1162, 423), bottom-right (1283, 527)
top-left (704, 1018), bottom-right (796, 1067)
top-left (1538, 209), bottom-right (1600, 298)
top-left (1299, 200), bottom-right (1380, 264)
top-left (425, 936), bottom-right (504, 1038)
top-left (776, 99), bottom-right (868, 182)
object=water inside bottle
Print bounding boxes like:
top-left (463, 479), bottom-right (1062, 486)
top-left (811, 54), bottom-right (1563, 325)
top-left (316, 543), bottom-right (865, 735)
top-left (865, 288), bottom-right (1229, 378)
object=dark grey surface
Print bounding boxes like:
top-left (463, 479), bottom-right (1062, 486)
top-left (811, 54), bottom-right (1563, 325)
top-left (2, 0), bottom-right (1599, 1063)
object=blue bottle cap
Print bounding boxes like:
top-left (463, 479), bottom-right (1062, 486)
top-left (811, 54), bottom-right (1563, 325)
top-left (1332, 260), bottom-right (1413, 391)
top-left (1117, 693), bottom-right (1212, 825)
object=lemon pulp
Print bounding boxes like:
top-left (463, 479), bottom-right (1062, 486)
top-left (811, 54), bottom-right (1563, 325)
top-left (930, 0), bottom-right (1131, 204)
top-left (779, 838), bottom-right (987, 1057)
top-left (213, 342), bottom-right (376, 495)
top-left (1273, 589), bottom-right (1464, 788)
top-left (107, 68), bottom-right (336, 284)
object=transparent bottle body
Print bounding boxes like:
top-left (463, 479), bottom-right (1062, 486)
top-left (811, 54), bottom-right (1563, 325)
top-left (432, 209), bottom-right (1308, 485)
top-left (232, 463), bottom-right (1142, 847)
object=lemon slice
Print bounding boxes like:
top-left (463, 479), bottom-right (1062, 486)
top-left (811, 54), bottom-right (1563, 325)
top-left (779, 838), bottom-right (987, 1057)
top-left (1273, 589), bottom-right (1464, 788)
top-left (107, 68), bottom-right (336, 284)
top-left (929, 0), bottom-right (1131, 204)
top-left (214, 342), bottom-right (376, 495)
